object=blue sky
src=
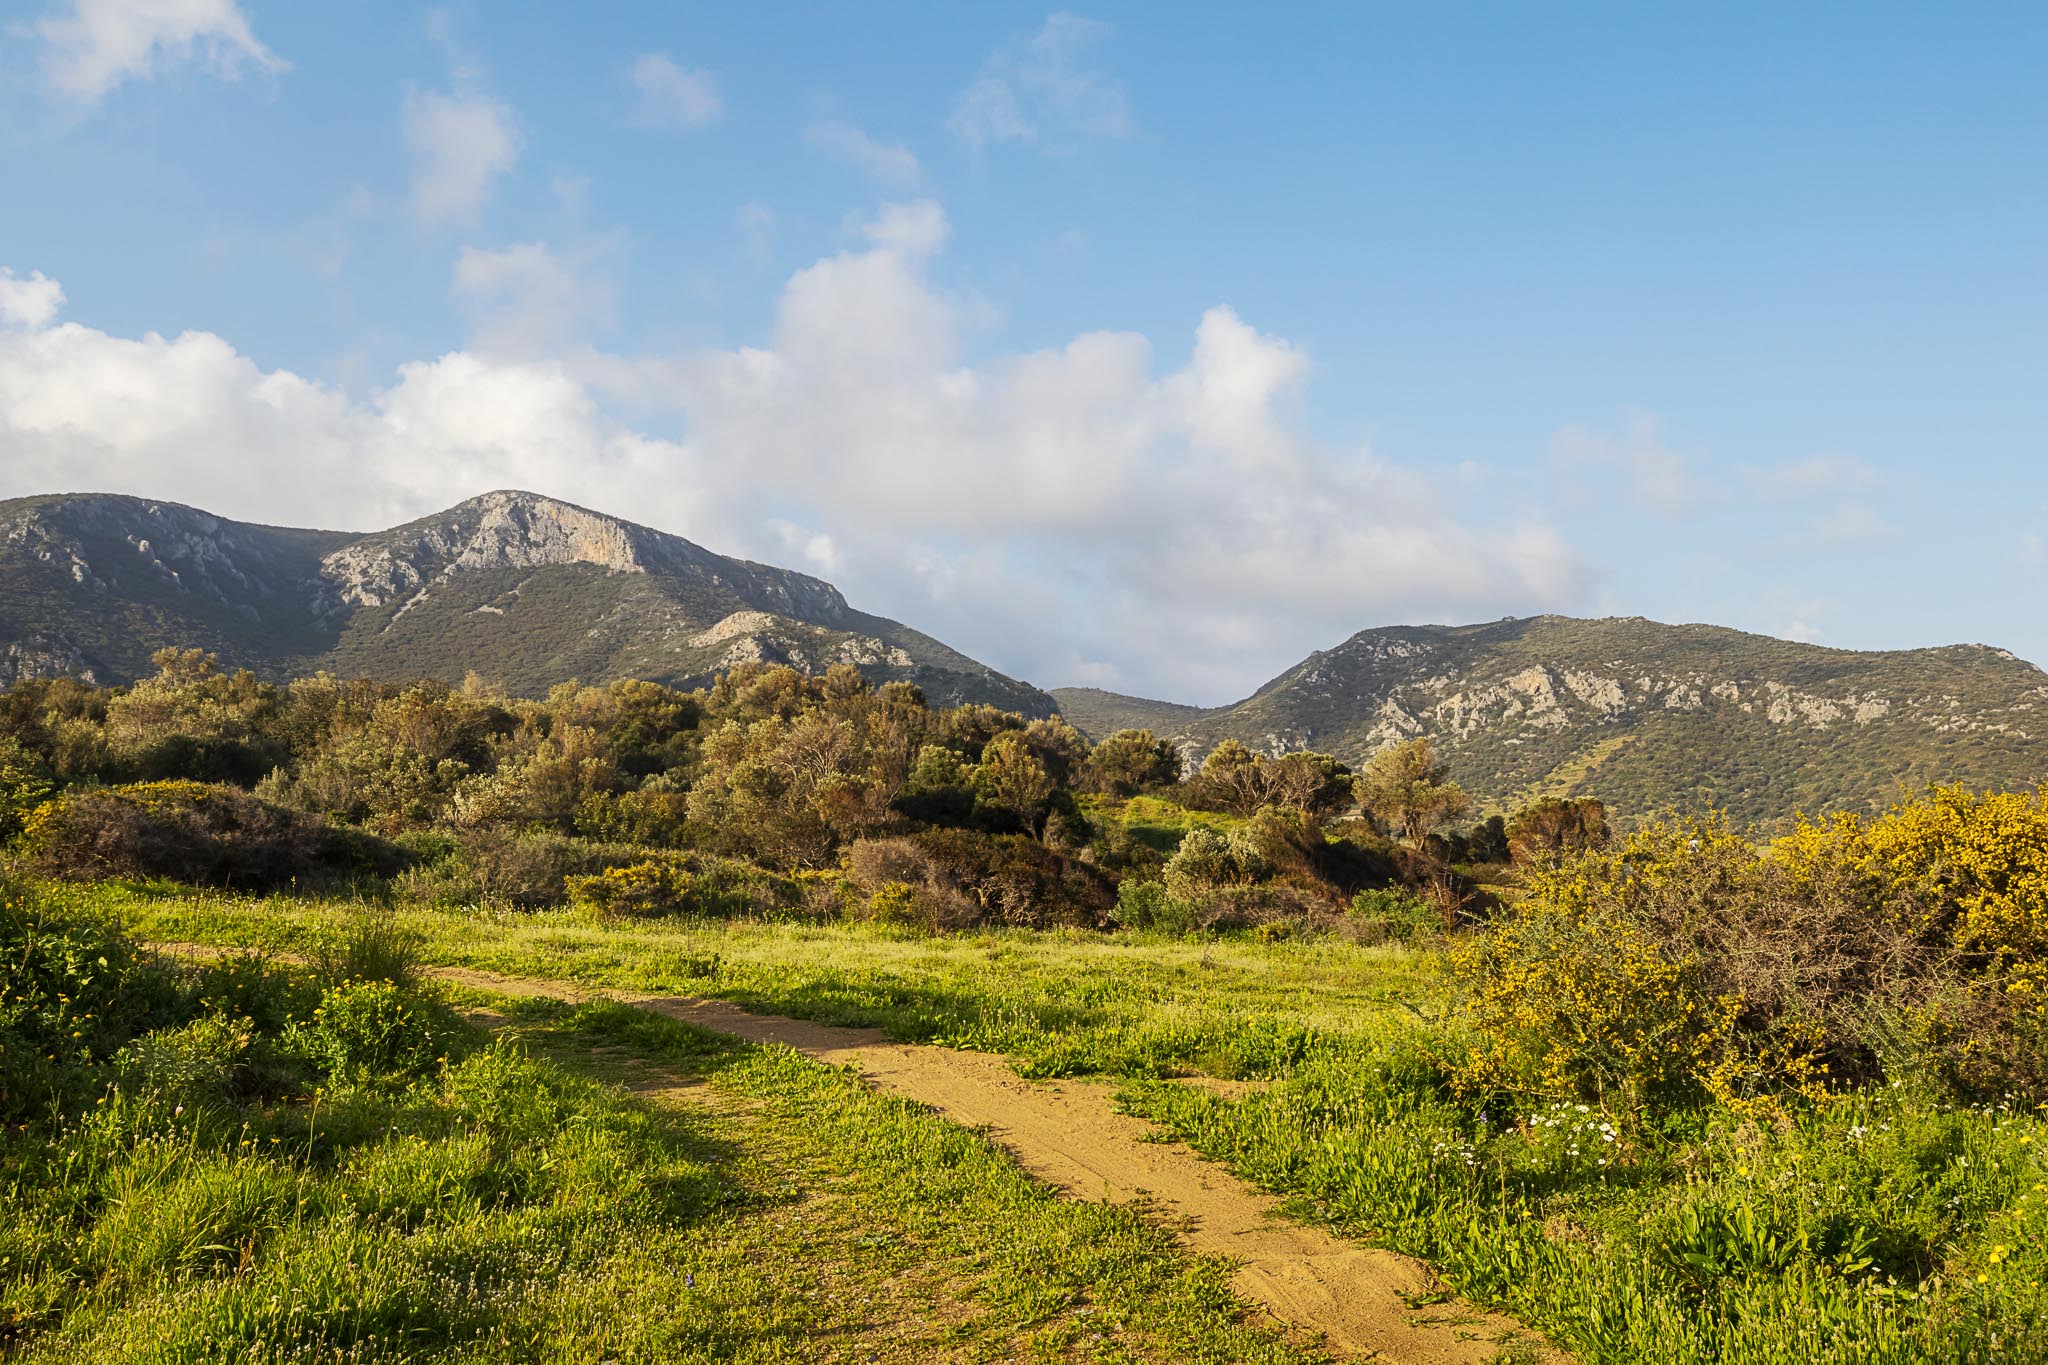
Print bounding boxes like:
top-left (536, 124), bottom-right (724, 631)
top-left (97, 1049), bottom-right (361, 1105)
top-left (1, 2), bottom-right (2044, 702)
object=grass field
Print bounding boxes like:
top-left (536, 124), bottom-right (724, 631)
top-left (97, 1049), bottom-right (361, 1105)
top-left (14, 879), bottom-right (2048, 1363)
top-left (3, 954), bottom-right (1327, 1362)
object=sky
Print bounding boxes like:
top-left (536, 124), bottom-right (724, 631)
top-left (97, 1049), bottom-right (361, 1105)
top-left (0, 2), bottom-right (2044, 704)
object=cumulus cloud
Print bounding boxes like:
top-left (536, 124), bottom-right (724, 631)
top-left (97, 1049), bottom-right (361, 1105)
top-left (450, 238), bottom-right (619, 356)
top-left (26, 0), bottom-right (285, 103)
top-left (402, 88), bottom-right (522, 227)
top-left (627, 51), bottom-right (721, 128)
top-left (657, 226), bottom-right (1590, 693)
top-left (805, 120), bottom-right (923, 187)
top-left (849, 200), bottom-right (950, 257)
top-left (0, 244), bottom-right (1590, 700)
top-left (951, 12), bottom-right (1133, 153)
top-left (0, 266), bottom-right (703, 539)
top-left (0, 269), bottom-right (66, 328)
top-left (1550, 412), bottom-right (1700, 514)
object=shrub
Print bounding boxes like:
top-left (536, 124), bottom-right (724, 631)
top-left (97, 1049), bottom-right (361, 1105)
top-left (1349, 887), bottom-right (1441, 945)
top-left (398, 828), bottom-right (611, 908)
top-left (0, 735), bottom-right (55, 843)
top-left (568, 858), bottom-right (696, 918)
top-left (1448, 803), bottom-right (2040, 1113)
top-left (1450, 869), bottom-right (1742, 1112)
top-left (17, 781), bottom-right (396, 889)
top-left (286, 979), bottom-right (455, 1083)
top-left (0, 877), bottom-right (180, 1123)
top-left (1114, 879), bottom-right (1197, 935)
top-left (845, 831), bottom-right (1112, 929)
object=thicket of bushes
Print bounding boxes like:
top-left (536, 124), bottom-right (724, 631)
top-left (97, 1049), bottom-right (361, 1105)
top-left (1452, 788), bottom-right (2048, 1108)
top-left (0, 652), bottom-right (1489, 931)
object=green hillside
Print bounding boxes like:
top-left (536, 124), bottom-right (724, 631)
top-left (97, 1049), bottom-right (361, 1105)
top-left (1064, 616), bottom-right (2048, 827)
top-left (0, 490), bottom-right (1055, 714)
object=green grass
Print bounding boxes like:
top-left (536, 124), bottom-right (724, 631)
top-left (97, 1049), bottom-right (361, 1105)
top-left (5, 977), bottom-right (1331, 1362)
top-left (107, 880), bottom-right (1439, 1080)
top-left (44, 878), bottom-right (2048, 1363)
top-left (1082, 794), bottom-right (1249, 857)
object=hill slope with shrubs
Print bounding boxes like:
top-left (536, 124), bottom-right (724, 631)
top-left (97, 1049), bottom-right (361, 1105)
top-left (1066, 615), bottom-right (2048, 827)
top-left (0, 490), bottom-right (1054, 714)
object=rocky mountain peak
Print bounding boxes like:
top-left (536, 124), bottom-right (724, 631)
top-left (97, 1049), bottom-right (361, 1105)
top-left (320, 490), bottom-right (653, 609)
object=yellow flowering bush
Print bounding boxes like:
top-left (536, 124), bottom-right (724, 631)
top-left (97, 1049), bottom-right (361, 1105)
top-left (566, 857), bottom-right (696, 918)
top-left (1776, 785), bottom-right (2048, 966)
top-left (1456, 791), bottom-right (2048, 1113)
top-left (1450, 820), bottom-right (1758, 1110)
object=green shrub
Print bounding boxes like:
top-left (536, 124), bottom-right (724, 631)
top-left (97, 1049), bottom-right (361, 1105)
top-left (17, 780), bottom-right (397, 889)
top-left (0, 735), bottom-right (55, 843)
top-left (1350, 887), bottom-right (1441, 945)
top-left (287, 979), bottom-right (455, 1083)
top-left (1115, 879), bottom-right (1198, 935)
top-left (0, 877), bottom-right (179, 1124)
top-left (567, 858), bottom-right (696, 918)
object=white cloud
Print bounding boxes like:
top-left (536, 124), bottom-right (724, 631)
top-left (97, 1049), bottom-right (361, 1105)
top-left (659, 227), bottom-right (1589, 695)
top-left (0, 269), bottom-right (66, 328)
top-left (849, 200), bottom-right (950, 257)
top-left (402, 88), bottom-right (522, 227)
top-left (951, 12), bottom-right (1133, 153)
top-left (0, 271), bottom-right (704, 539)
top-left (0, 232), bottom-right (1592, 700)
top-left (450, 238), bottom-right (619, 357)
top-left (1550, 412), bottom-right (1700, 514)
top-left (805, 120), bottom-right (923, 187)
top-left (27, 0), bottom-right (285, 103)
top-left (627, 51), bottom-right (721, 128)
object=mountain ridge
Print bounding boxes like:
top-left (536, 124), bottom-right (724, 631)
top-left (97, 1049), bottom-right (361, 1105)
top-left (0, 490), bottom-right (1055, 714)
top-left (1054, 615), bottom-right (2048, 826)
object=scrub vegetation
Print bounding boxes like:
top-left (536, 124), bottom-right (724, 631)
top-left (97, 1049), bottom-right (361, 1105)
top-left (4, 653), bottom-right (2047, 1362)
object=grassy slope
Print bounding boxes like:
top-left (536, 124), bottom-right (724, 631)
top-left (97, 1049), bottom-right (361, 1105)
top-left (1050, 688), bottom-right (1217, 743)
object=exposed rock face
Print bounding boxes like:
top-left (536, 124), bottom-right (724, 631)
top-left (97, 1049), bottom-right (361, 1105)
top-left (320, 491), bottom-right (852, 624)
top-left (1055, 616), bottom-right (2048, 825)
top-left (0, 490), bottom-right (1054, 715)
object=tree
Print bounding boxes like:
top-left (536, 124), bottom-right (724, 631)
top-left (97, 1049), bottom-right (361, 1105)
top-left (1356, 737), bottom-right (1470, 845)
top-left (971, 732), bottom-right (1055, 830)
top-left (1265, 751), bottom-right (1355, 821)
top-left (1506, 797), bottom-right (1610, 865)
top-left (1084, 728), bottom-right (1181, 796)
top-left (1188, 740), bottom-right (1268, 814)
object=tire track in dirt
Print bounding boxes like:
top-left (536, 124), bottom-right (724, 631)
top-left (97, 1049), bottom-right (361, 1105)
top-left (425, 964), bottom-right (1549, 1364)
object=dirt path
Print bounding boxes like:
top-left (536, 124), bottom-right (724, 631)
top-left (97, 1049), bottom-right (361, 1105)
top-left (423, 964), bottom-right (1543, 1364)
top-left (154, 945), bottom-right (1545, 1361)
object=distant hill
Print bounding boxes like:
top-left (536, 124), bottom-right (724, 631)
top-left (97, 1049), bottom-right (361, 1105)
top-left (1055, 617), bottom-right (2048, 827)
top-left (0, 490), bottom-right (1056, 714)
top-left (1048, 687), bottom-right (1211, 740)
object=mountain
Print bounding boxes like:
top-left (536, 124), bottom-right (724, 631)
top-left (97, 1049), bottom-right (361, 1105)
top-left (1045, 687), bottom-right (1211, 741)
top-left (1057, 616), bottom-right (2048, 827)
top-left (0, 490), bottom-right (1055, 714)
